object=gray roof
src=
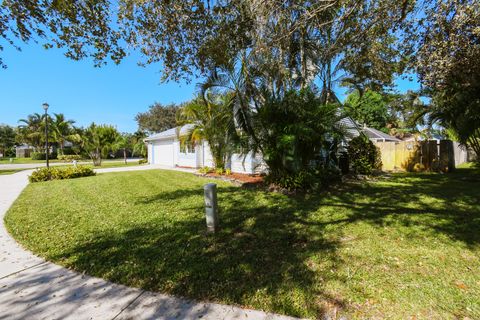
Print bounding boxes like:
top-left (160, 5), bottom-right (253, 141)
top-left (363, 127), bottom-right (401, 142)
top-left (145, 124), bottom-right (194, 141)
top-left (338, 116), bottom-right (361, 139)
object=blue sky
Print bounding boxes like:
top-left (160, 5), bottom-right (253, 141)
top-left (0, 42), bottom-right (420, 133)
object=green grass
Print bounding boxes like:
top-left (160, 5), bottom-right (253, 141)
top-left (0, 169), bottom-right (25, 175)
top-left (0, 157), bottom-right (143, 165)
top-left (5, 169), bottom-right (480, 319)
top-left (0, 157), bottom-right (63, 164)
top-left (0, 160), bottom-right (144, 174)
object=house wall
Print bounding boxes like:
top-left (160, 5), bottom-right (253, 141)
top-left (147, 137), bottom-right (267, 174)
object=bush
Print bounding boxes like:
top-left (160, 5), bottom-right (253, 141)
top-left (29, 166), bottom-right (96, 183)
top-left (215, 167), bottom-right (224, 175)
top-left (58, 154), bottom-right (82, 162)
top-left (266, 167), bottom-right (340, 191)
top-left (347, 136), bottom-right (382, 175)
top-left (198, 166), bottom-right (211, 174)
top-left (139, 159), bottom-right (148, 164)
top-left (31, 152), bottom-right (57, 160)
top-left (225, 169), bottom-right (232, 175)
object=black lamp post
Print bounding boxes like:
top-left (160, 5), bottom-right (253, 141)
top-left (42, 103), bottom-right (50, 169)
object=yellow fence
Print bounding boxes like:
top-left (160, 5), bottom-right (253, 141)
top-left (374, 140), bottom-right (455, 172)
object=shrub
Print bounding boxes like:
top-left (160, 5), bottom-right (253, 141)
top-left (198, 166), bottom-right (211, 174)
top-left (225, 169), bottom-right (232, 175)
top-left (215, 167), bottom-right (224, 175)
top-left (347, 136), bottom-right (382, 175)
top-left (139, 159), bottom-right (148, 164)
top-left (29, 166), bottom-right (96, 183)
top-left (266, 167), bottom-right (340, 191)
top-left (31, 152), bottom-right (57, 160)
top-left (58, 154), bottom-right (82, 162)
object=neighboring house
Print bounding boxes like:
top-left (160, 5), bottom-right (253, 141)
top-left (145, 116), bottom-right (363, 174)
top-left (15, 144), bottom-right (33, 158)
top-left (362, 126), bottom-right (402, 142)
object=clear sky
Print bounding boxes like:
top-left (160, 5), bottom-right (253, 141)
top-left (0, 41), bottom-right (420, 133)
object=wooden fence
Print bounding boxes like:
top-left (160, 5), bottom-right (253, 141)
top-left (374, 140), bottom-right (462, 172)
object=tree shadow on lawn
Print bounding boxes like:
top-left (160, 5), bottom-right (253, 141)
top-left (51, 169), bottom-right (480, 318)
top-left (53, 186), bottom-right (347, 318)
top-left (322, 170), bottom-right (480, 246)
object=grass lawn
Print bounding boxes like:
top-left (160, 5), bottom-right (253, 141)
top-left (0, 160), bottom-right (144, 174)
top-left (5, 168), bottom-right (480, 319)
top-left (0, 157), bottom-right (63, 164)
top-left (0, 169), bottom-right (25, 175)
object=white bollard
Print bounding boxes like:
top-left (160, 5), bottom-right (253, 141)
top-left (204, 183), bottom-right (219, 233)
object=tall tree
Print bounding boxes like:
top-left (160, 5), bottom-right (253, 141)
top-left (413, 0), bottom-right (480, 158)
top-left (344, 89), bottom-right (390, 132)
top-left (135, 103), bottom-right (180, 134)
top-left (17, 113), bottom-right (44, 151)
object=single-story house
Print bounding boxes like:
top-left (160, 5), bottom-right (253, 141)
top-left (145, 125), bottom-right (266, 174)
top-left (145, 117), bottom-right (367, 174)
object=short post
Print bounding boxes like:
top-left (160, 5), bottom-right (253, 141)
top-left (204, 183), bottom-right (218, 233)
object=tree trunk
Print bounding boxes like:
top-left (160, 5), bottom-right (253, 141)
top-left (123, 148), bottom-right (127, 165)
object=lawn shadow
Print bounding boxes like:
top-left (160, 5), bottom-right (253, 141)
top-left (53, 185), bottom-right (347, 318)
top-left (49, 168), bottom-right (480, 318)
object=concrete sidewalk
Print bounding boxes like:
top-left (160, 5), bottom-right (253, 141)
top-left (0, 167), bottom-right (297, 320)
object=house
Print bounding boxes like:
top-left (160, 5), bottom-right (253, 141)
top-left (362, 126), bottom-right (402, 142)
top-left (145, 125), bottom-right (265, 174)
top-left (145, 116), bottom-right (365, 174)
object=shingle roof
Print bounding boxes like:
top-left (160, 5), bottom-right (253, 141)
top-left (144, 124), bottom-right (194, 141)
top-left (363, 127), bottom-right (401, 142)
top-left (338, 116), bottom-right (361, 139)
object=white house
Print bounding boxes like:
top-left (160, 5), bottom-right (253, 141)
top-left (145, 117), bottom-right (374, 174)
top-left (145, 124), bottom-right (266, 174)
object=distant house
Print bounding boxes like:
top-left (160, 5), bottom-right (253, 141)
top-left (362, 127), bottom-right (402, 142)
top-left (15, 144), bottom-right (33, 158)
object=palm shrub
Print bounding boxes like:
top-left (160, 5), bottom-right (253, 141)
top-left (176, 94), bottom-right (238, 170)
top-left (79, 124), bottom-right (120, 166)
top-left (249, 89), bottom-right (346, 190)
top-left (347, 135), bottom-right (382, 175)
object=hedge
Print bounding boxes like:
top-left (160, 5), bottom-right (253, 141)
top-left (29, 166), bottom-right (96, 183)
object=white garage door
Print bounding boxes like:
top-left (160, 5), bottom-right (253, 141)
top-left (152, 139), bottom-right (174, 166)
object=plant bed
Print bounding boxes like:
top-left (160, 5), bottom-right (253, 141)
top-left (195, 171), bottom-right (264, 187)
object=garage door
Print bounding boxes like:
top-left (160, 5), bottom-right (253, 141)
top-left (152, 139), bottom-right (174, 166)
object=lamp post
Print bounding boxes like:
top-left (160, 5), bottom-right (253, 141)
top-left (43, 103), bottom-right (50, 169)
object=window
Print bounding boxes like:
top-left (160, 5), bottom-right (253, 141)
top-left (180, 140), bottom-right (195, 154)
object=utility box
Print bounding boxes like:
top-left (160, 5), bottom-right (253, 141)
top-left (204, 183), bottom-right (219, 233)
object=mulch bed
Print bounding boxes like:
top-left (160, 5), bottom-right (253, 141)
top-left (194, 172), bottom-right (265, 188)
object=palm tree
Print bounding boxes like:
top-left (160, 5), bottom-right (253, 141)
top-left (50, 113), bottom-right (76, 155)
top-left (17, 113), bottom-right (44, 151)
top-left (131, 131), bottom-right (147, 158)
top-left (80, 123), bottom-right (120, 166)
top-left (177, 94), bottom-right (238, 170)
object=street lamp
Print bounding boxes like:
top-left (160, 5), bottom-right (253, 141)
top-left (42, 103), bottom-right (50, 169)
